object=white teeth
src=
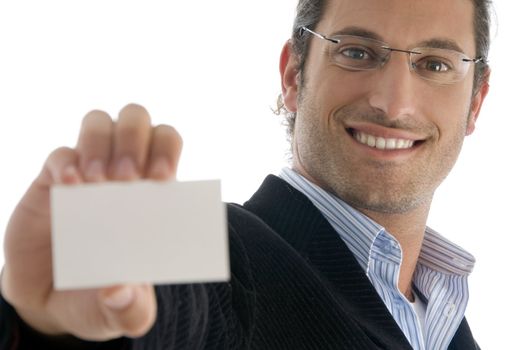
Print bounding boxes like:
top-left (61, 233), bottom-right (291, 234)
top-left (352, 130), bottom-right (415, 150)
top-left (359, 132), bottom-right (367, 144)
top-left (376, 137), bottom-right (386, 149)
top-left (367, 135), bottom-right (375, 147)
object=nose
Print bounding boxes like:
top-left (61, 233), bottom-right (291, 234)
top-left (367, 53), bottom-right (418, 120)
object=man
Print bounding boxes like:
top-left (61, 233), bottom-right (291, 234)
top-left (0, 0), bottom-right (491, 348)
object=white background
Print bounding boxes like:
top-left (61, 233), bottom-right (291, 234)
top-left (0, 1), bottom-right (523, 348)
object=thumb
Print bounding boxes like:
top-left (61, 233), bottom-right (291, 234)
top-left (98, 284), bottom-right (157, 338)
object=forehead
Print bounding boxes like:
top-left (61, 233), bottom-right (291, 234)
top-left (317, 0), bottom-right (476, 54)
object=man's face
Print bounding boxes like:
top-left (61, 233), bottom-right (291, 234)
top-left (281, 0), bottom-right (489, 214)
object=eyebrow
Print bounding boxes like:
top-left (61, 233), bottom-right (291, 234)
top-left (330, 26), bottom-right (384, 42)
top-left (329, 26), bottom-right (466, 53)
top-left (414, 38), bottom-right (465, 53)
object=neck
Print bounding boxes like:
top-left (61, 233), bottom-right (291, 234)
top-left (360, 201), bottom-right (431, 301)
top-left (290, 163), bottom-right (432, 301)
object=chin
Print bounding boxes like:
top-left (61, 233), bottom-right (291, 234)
top-left (339, 187), bottom-right (432, 215)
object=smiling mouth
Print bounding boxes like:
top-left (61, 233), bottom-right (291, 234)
top-left (347, 129), bottom-right (422, 150)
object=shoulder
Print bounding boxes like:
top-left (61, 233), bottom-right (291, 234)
top-left (226, 203), bottom-right (292, 254)
top-left (227, 203), bottom-right (273, 233)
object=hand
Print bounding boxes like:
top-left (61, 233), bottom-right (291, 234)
top-left (0, 104), bottom-right (183, 341)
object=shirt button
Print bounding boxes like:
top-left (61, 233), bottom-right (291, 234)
top-left (394, 295), bottom-right (405, 305)
top-left (444, 302), bottom-right (456, 317)
top-left (382, 241), bottom-right (397, 253)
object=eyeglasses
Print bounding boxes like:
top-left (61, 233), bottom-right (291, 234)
top-left (300, 27), bottom-right (486, 85)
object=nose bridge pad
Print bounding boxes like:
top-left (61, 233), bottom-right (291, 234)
top-left (384, 50), bottom-right (411, 74)
top-left (407, 53), bottom-right (417, 72)
top-left (378, 49), bottom-right (391, 69)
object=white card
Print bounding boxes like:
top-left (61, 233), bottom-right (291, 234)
top-left (51, 180), bottom-right (229, 290)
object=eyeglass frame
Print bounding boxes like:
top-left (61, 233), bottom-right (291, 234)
top-left (299, 26), bottom-right (487, 85)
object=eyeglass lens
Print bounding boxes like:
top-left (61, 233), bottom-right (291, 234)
top-left (328, 35), bottom-right (471, 84)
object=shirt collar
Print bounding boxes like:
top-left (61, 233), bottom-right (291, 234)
top-left (279, 167), bottom-right (475, 277)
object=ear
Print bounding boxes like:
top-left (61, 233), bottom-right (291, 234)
top-left (280, 40), bottom-right (300, 113)
top-left (466, 68), bottom-right (491, 135)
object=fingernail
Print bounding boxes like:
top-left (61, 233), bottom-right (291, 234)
top-left (102, 286), bottom-right (135, 310)
top-left (150, 158), bottom-right (170, 179)
top-left (115, 157), bottom-right (137, 179)
top-left (85, 159), bottom-right (105, 182)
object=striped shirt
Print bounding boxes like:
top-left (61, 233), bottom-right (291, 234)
top-left (280, 168), bottom-right (475, 350)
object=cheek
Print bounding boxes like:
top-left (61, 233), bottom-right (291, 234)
top-left (420, 84), bottom-right (473, 134)
top-left (303, 72), bottom-right (372, 121)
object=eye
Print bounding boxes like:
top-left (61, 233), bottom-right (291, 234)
top-left (339, 46), bottom-right (374, 61)
top-left (415, 57), bottom-right (453, 73)
top-left (331, 41), bottom-right (382, 69)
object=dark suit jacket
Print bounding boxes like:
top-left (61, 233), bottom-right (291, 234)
top-left (0, 175), bottom-right (479, 349)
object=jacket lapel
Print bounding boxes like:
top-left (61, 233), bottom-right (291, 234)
top-left (244, 175), bottom-right (413, 349)
top-left (447, 318), bottom-right (480, 350)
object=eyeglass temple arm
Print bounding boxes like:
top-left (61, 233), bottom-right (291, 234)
top-left (300, 26), bottom-right (340, 44)
top-left (463, 57), bottom-right (487, 64)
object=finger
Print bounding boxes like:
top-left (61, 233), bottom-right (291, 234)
top-left (76, 110), bottom-right (113, 182)
top-left (2, 147), bottom-right (81, 308)
top-left (11, 147), bottom-right (81, 230)
top-left (109, 104), bottom-right (152, 180)
top-left (98, 284), bottom-right (157, 338)
top-left (146, 124), bottom-right (183, 180)
top-left (42, 146), bottom-right (82, 186)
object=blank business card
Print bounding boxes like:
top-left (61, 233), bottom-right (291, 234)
top-left (50, 180), bottom-right (229, 290)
